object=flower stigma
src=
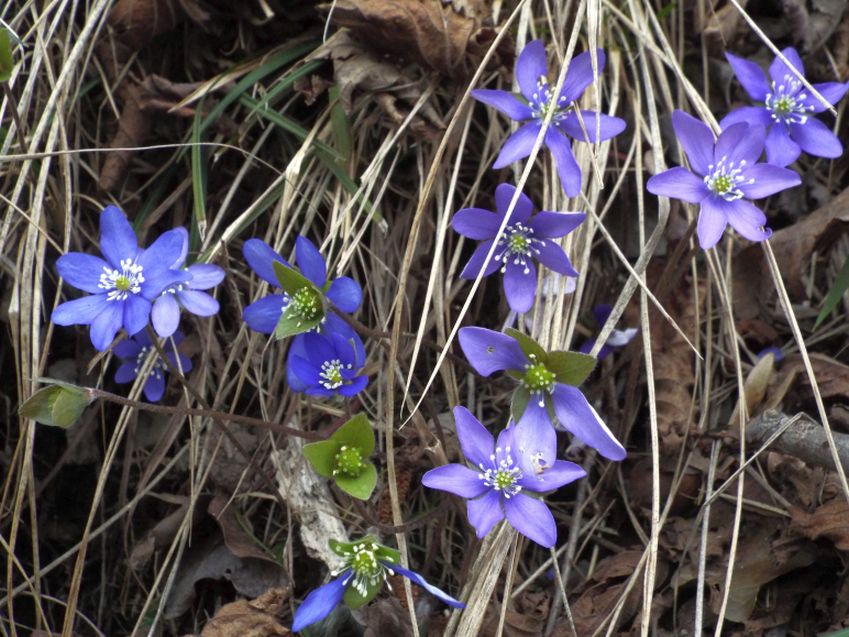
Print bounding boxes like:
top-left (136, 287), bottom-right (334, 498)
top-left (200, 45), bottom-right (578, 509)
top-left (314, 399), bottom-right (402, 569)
top-left (319, 359), bottom-right (352, 390)
top-left (479, 446), bottom-right (523, 498)
top-left (765, 75), bottom-right (813, 125)
top-left (333, 445), bottom-right (365, 478)
top-left (704, 157), bottom-right (752, 201)
top-left (495, 223), bottom-right (544, 275)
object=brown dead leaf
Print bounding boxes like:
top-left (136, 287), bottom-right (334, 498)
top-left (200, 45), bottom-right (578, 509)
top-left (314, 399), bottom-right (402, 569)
top-left (701, 0), bottom-right (748, 54)
top-left (764, 353), bottom-right (849, 411)
top-left (209, 494), bottom-right (279, 563)
top-left (729, 351), bottom-right (777, 425)
top-left (198, 587), bottom-right (290, 637)
top-left (791, 499), bottom-right (849, 550)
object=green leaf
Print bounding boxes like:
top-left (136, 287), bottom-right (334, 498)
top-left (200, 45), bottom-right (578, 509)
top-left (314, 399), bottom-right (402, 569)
top-left (19, 382), bottom-right (95, 428)
top-left (328, 85), bottom-right (352, 167)
top-left (0, 28), bottom-right (14, 83)
top-left (273, 306), bottom-right (322, 340)
top-left (343, 575), bottom-right (382, 609)
top-left (272, 260), bottom-right (315, 296)
top-left (504, 328), bottom-right (546, 361)
top-left (190, 108), bottom-right (207, 245)
top-left (335, 462), bottom-right (377, 500)
top-left (374, 544), bottom-right (400, 565)
top-left (815, 252), bottom-right (849, 329)
top-left (546, 351), bottom-right (597, 386)
top-left (511, 386), bottom-right (530, 422)
top-left (302, 440), bottom-right (339, 477)
top-left (331, 413), bottom-right (375, 455)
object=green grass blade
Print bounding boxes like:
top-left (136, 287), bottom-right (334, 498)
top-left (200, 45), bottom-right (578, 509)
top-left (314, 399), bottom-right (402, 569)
top-left (814, 252), bottom-right (849, 329)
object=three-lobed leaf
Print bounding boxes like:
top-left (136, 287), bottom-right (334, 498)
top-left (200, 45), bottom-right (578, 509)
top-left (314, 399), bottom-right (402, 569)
top-left (272, 259), bottom-right (316, 296)
top-left (274, 306), bottom-right (322, 340)
top-left (302, 440), bottom-right (338, 477)
top-left (546, 350), bottom-right (596, 386)
top-left (335, 462), bottom-right (377, 500)
top-left (331, 413), bottom-right (375, 455)
top-left (19, 381), bottom-right (95, 428)
top-left (504, 328), bottom-right (546, 361)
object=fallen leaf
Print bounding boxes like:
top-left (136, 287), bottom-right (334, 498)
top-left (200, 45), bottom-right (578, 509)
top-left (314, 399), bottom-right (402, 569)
top-left (197, 587), bottom-right (290, 637)
top-left (729, 351), bottom-right (776, 425)
top-left (791, 499), bottom-right (849, 550)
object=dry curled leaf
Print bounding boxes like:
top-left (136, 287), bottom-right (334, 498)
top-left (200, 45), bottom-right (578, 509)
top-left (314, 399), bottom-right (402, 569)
top-left (197, 587), bottom-right (290, 637)
top-left (791, 499), bottom-right (849, 550)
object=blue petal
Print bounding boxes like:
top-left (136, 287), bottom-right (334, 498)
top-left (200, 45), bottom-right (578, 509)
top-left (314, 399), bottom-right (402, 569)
top-left (561, 49), bottom-right (605, 103)
top-left (765, 124), bottom-right (801, 167)
top-left (724, 199), bottom-right (772, 243)
top-left (422, 463), bottom-right (487, 499)
top-left (186, 263), bottom-right (225, 290)
top-left (302, 331), bottom-right (337, 367)
top-left (288, 354), bottom-right (319, 390)
top-left (90, 302), bottom-right (123, 351)
top-left (515, 40), bottom-right (548, 102)
top-left (390, 563), bottom-right (465, 609)
top-left (295, 235), bottom-right (327, 287)
top-left (166, 351), bottom-right (193, 374)
top-left (152, 294), bottom-right (181, 338)
top-left (714, 122), bottom-right (764, 166)
top-left (545, 129), bottom-right (581, 197)
top-left (697, 197), bottom-right (730, 249)
top-left (123, 295), bottom-right (151, 336)
top-left (494, 183), bottom-right (533, 224)
top-left (646, 167), bottom-right (709, 204)
top-left (177, 289), bottom-right (220, 317)
top-left (457, 327), bottom-right (528, 376)
top-left (322, 312), bottom-right (358, 343)
top-left (517, 459), bottom-right (586, 493)
top-left (459, 240), bottom-right (500, 280)
top-left (493, 123), bottom-right (542, 168)
top-left (503, 259), bottom-right (537, 313)
top-left (561, 111), bottom-right (625, 143)
top-left (286, 336), bottom-right (310, 391)
top-left (243, 294), bottom-right (285, 334)
top-left (292, 575), bottom-right (349, 632)
top-left (452, 208), bottom-right (500, 240)
top-left (326, 276), bottom-right (362, 313)
top-left (471, 89), bottom-right (533, 120)
top-left (670, 110), bottom-right (714, 176)
top-left (517, 397), bottom-right (554, 433)
top-left (504, 494), bottom-right (557, 548)
top-left (140, 266), bottom-right (191, 301)
top-left (114, 361), bottom-right (138, 383)
top-left (768, 47), bottom-right (805, 86)
top-left (790, 117), bottom-right (843, 159)
top-left (244, 238), bottom-right (288, 286)
top-left (166, 227), bottom-right (189, 268)
top-left (137, 228), bottom-right (187, 277)
top-left (57, 253), bottom-right (109, 294)
top-left (719, 106), bottom-right (772, 130)
top-left (338, 375), bottom-right (368, 396)
top-left (529, 211), bottom-right (585, 238)
top-left (466, 490), bottom-right (504, 539)
top-left (725, 52), bottom-right (769, 101)
top-left (143, 373), bottom-right (166, 402)
top-left (805, 81), bottom-right (849, 113)
top-left (453, 406), bottom-right (495, 468)
top-left (113, 338), bottom-right (142, 359)
top-left (99, 205), bottom-right (139, 268)
top-left (738, 163), bottom-right (801, 199)
top-left (534, 240), bottom-right (578, 277)
top-left (550, 384), bottom-right (626, 460)
top-left (512, 412), bottom-right (556, 477)
top-left (52, 294), bottom-right (109, 326)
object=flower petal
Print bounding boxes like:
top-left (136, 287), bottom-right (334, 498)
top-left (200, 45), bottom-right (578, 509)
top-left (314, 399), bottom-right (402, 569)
top-left (529, 211), bottom-right (585, 238)
top-left (512, 412), bottom-right (557, 476)
top-left (99, 205), bottom-right (139, 267)
top-left (493, 123), bottom-right (542, 168)
top-left (466, 490), bottom-right (504, 539)
top-left (671, 110), bottom-right (715, 176)
top-left (123, 295), bottom-right (151, 336)
top-left (326, 276), bottom-right (362, 313)
top-left (503, 259), bottom-right (537, 313)
top-left (244, 238), bottom-right (287, 286)
top-left (140, 268), bottom-right (191, 302)
top-left (561, 111), bottom-right (625, 143)
top-left (178, 289), bottom-right (220, 317)
top-left (561, 49), bottom-right (605, 103)
top-left (286, 335), bottom-right (310, 391)
top-left (494, 183), bottom-right (533, 224)
top-left (292, 575), bottom-right (348, 632)
top-left (768, 47), bottom-right (805, 85)
top-left (518, 459), bottom-right (587, 493)
top-left (452, 208), bottom-right (501, 239)
top-left (517, 396), bottom-right (554, 434)
top-left (302, 331), bottom-right (338, 367)
top-left (459, 239), bottom-right (500, 280)
top-left (137, 228), bottom-right (187, 277)
top-left (295, 235), bottom-right (327, 288)
top-left (453, 405), bottom-right (495, 468)
top-left (697, 197), bottom-right (730, 249)
top-left (714, 122), bottom-right (764, 166)
top-left (534, 240), bottom-right (578, 276)
top-left (515, 40), bottom-right (548, 101)
top-left (186, 263), bottom-right (225, 290)
top-left (765, 124), bottom-right (801, 167)
top-left (739, 163), bottom-right (801, 199)
top-left (113, 337), bottom-right (142, 359)
top-left (390, 564), bottom-right (465, 608)
top-left (90, 302), bottom-right (123, 351)
top-left (545, 129), bottom-right (582, 197)
top-left (457, 326), bottom-right (527, 376)
top-left (422, 464), bottom-right (488, 498)
top-left (550, 384), bottom-right (626, 460)
top-left (243, 294), bottom-right (285, 334)
top-left (52, 294), bottom-right (109, 326)
top-left (719, 106), bottom-right (773, 130)
top-left (725, 52), bottom-right (769, 101)
top-left (57, 253), bottom-right (110, 294)
top-left (339, 375), bottom-right (368, 396)
top-left (504, 494), bottom-right (557, 548)
top-left (790, 118), bottom-right (843, 158)
top-left (152, 294), bottom-right (181, 338)
top-left (114, 361), bottom-right (138, 383)
top-left (724, 199), bottom-right (772, 243)
top-left (646, 167), bottom-right (708, 204)
top-left (805, 81), bottom-right (849, 113)
top-left (471, 89), bottom-right (533, 120)
top-left (143, 373), bottom-right (166, 402)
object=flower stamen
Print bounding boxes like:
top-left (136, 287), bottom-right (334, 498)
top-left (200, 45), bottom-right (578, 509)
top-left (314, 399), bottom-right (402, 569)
top-left (99, 258), bottom-right (144, 301)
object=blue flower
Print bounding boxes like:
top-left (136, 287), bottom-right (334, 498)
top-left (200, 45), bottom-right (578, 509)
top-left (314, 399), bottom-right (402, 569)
top-left (422, 407), bottom-right (585, 547)
top-left (292, 537), bottom-right (464, 633)
top-left (151, 231), bottom-right (225, 337)
top-left (472, 41), bottom-right (626, 196)
top-left (578, 304), bottom-right (637, 360)
top-left (721, 47), bottom-right (849, 166)
top-left (113, 331), bottom-right (192, 402)
top-left (287, 331), bottom-right (368, 397)
top-left (52, 206), bottom-right (190, 351)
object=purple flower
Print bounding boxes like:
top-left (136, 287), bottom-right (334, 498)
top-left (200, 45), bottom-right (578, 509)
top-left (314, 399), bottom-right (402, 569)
top-left (151, 231), bottom-right (225, 338)
top-left (721, 47), bottom-right (849, 167)
top-left (452, 183), bottom-right (585, 312)
top-left (113, 331), bottom-right (192, 402)
top-left (52, 206), bottom-right (190, 351)
top-left (578, 304), bottom-right (637, 360)
top-left (287, 331), bottom-right (368, 397)
top-left (458, 326), bottom-right (626, 461)
top-left (646, 110), bottom-right (801, 249)
top-left (472, 41), bottom-right (626, 196)
top-left (422, 407), bottom-right (585, 547)
top-left (292, 537), bottom-right (463, 632)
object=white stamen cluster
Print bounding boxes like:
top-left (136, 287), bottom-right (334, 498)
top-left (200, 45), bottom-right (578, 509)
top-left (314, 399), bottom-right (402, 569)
top-left (333, 541), bottom-right (390, 597)
top-left (99, 258), bottom-right (144, 301)
top-left (478, 446), bottom-right (523, 498)
top-left (530, 77), bottom-right (571, 126)
top-left (703, 156), bottom-right (753, 201)
top-left (133, 347), bottom-right (167, 380)
top-left (765, 74), bottom-right (814, 125)
top-left (494, 223), bottom-right (545, 275)
top-left (319, 359), bottom-right (351, 390)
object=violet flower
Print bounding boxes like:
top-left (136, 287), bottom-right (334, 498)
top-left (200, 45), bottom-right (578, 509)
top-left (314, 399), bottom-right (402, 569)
top-left (472, 40), bottom-right (626, 196)
top-left (452, 183), bottom-right (584, 312)
top-left (578, 304), bottom-right (637, 360)
top-left (422, 406), bottom-right (586, 547)
top-left (113, 331), bottom-right (192, 402)
top-left (287, 331), bottom-right (368, 397)
top-left (292, 537), bottom-right (463, 632)
top-left (52, 206), bottom-right (189, 351)
top-left (646, 110), bottom-right (801, 249)
top-left (151, 230), bottom-right (225, 338)
top-left (721, 47), bottom-right (849, 166)
top-left (458, 326), bottom-right (626, 461)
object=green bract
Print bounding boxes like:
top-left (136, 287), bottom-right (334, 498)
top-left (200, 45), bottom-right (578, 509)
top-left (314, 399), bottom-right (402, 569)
top-left (302, 413), bottom-right (377, 500)
top-left (329, 536), bottom-right (400, 608)
top-left (0, 28), bottom-right (13, 83)
top-left (272, 260), bottom-right (326, 339)
top-left (18, 380), bottom-right (96, 428)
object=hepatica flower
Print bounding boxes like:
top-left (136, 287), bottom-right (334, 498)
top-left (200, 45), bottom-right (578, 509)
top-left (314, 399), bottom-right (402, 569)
top-left (287, 331), bottom-right (368, 397)
top-left (458, 326), bottom-right (626, 461)
top-left (303, 413), bottom-right (377, 500)
top-left (472, 40), bottom-right (625, 196)
top-left (151, 231), bottom-right (225, 338)
top-left (52, 206), bottom-right (189, 351)
top-left (423, 407), bottom-right (585, 547)
top-left (721, 47), bottom-right (849, 166)
top-left (452, 183), bottom-right (584, 312)
top-left (578, 304), bottom-right (637, 360)
top-left (646, 110), bottom-right (801, 249)
top-left (292, 536), bottom-right (464, 632)
top-left (113, 331), bottom-right (192, 402)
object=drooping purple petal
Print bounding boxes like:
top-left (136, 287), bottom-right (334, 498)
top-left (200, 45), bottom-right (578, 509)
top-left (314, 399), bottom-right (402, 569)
top-left (515, 40), bottom-right (548, 102)
top-left (725, 52), bottom-right (770, 101)
top-left (503, 259), bottom-right (537, 313)
top-left (765, 124), bottom-right (801, 167)
top-left (714, 122), bottom-right (764, 166)
top-left (561, 110), bottom-right (625, 143)
top-left (114, 361), bottom-right (138, 383)
top-left (291, 574), bottom-right (348, 632)
top-left (697, 197), bottom-right (730, 249)
top-left (471, 89), bottom-right (533, 121)
top-left (186, 263), bottom-right (225, 290)
top-left (768, 47), bottom-right (805, 85)
top-left (166, 351), bottom-right (193, 374)
top-left (518, 459), bottom-right (587, 493)
top-left (724, 199), bottom-right (772, 243)
top-left (494, 183), bottom-right (534, 224)
top-left (512, 414), bottom-right (556, 475)
top-left (123, 295), bottom-right (151, 336)
top-left (493, 123), bottom-right (543, 169)
top-left (738, 163), bottom-right (801, 199)
top-left (302, 331), bottom-right (338, 368)
top-left (457, 326), bottom-right (527, 376)
top-left (529, 211), bottom-right (585, 238)
top-left (56, 253), bottom-right (110, 294)
top-left (422, 464), bottom-right (488, 499)
top-left (550, 384), bottom-right (626, 460)
top-left (670, 110), bottom-right (715, 176)
top-left (152, 294), bottom-right (181, 338)
top-left (288, 353), bottom-right (319, 388)
top-left (517, 396), bottom-right (554, 433)
top-left (143, 373), bottom-right (166, 402)
top-left (452, 208), bottom-right (501, 239)
top-left (545, 129), bottom-right (582, 197)
top-left (99, 205), bottom-right (139, 268)
top-left (534, 240), bottom-right (578, 276)
top-left (561, 49), bottom-right (605, 104)
top-left (390, 564), bottom-right (465, 608)
top-left (453, 406), bottom-right (495, 468)
top-left (243, 294), bottom-right (285, 334)
top-left (790, 118), bottom-right (843, 158)
top-left (719, 106), bottom-right (773, 130)
top-left (646, 167), bottom-right (709, 204)
top-left (804, 82), bottom-right (849, 113)
top-left (286, 335), bottom-right (310, 392)
top-left (593, 304), bottom-right (613, 325)
top-left (295, 235), bottom-right (327, 288)
top-left (466, 490), bottom-right (504, 539)
top-left (90, 302), bottom-right (123, 351)
top-left (459, 239), bottom-right (500, 280)
top-left (504, 494), bottom-right (557, 548)
top-left (52, 294), bottom-right (110, 326)
top-left (178, 289), bottom-right (220, 316)
top-left (244, 238), bottom-right (287, 286)
top-left (325, 276), bottom-right (362, 313)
